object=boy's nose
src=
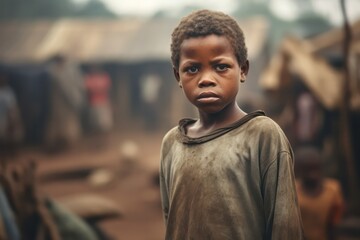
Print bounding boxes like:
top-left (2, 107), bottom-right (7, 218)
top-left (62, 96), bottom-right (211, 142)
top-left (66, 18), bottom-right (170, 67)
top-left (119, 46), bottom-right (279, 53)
top-left (198, 74), bottom-right (216, 88)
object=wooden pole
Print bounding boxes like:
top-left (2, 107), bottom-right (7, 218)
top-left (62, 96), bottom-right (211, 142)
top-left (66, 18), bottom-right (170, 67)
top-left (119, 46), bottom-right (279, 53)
top-left (340, 0), bottom-right (359, 215)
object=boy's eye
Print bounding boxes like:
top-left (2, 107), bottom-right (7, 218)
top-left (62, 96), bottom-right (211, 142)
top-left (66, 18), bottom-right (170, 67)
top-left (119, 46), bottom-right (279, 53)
top-left (215, 64), bottom-right (229, 72)
top-left (186, 66), bottom-right (199, 74)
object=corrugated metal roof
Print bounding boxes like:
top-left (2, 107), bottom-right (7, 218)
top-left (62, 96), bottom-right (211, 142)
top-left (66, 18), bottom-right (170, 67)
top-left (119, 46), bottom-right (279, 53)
top-left (0, 17), bottom-right (268, 64)
top-left (116, 17), bottom-right (269, 63)
top-left (117, 18), bottom-right (177, 62)
top-left (0, 19), bottom-right (144, 63)
top-left (0, 21), bottom-right (55, 63)
top-left (34, 19), bottom-right (144, 62)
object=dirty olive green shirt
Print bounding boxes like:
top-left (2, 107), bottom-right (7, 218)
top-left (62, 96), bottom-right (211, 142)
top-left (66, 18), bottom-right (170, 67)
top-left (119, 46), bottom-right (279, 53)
top-left (159, 111), bottom-right (304, 240)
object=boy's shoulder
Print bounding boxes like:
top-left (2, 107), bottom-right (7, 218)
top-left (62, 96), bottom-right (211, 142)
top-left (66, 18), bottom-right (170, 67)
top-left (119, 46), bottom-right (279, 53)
top-left (243, 115), bottom-right (285, 136)
top-left (244, 115), bottom-right (292, 153)
top-left (161, 125), bottom-right (179, 146)
top-left (161, 117), bottom-right (197, 144)
top-left (160, 125), bottom-right (183, 159)
top-left (248, 114), bottom-right (280, 127)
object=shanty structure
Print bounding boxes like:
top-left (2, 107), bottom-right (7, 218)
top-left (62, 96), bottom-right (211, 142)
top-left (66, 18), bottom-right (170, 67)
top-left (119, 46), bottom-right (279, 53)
top-left (0, 16), bottom-right (268, 64)
top-left (0, 19), bottom-right (144, 63)
top-left (259, 19), bottom-right (360, 111)
top-left (0, 17), bottom-right (270, 142)
top-left (259, 18), bottom-right (360, 238)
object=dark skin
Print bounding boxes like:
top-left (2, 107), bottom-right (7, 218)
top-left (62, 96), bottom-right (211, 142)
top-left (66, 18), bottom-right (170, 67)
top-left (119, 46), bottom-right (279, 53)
top-left (173, 34), bottom-right (249, 138)
top-left (297, 152), bottom-right (340, 240)
top-left (299, 160), bottom-right (323, 197)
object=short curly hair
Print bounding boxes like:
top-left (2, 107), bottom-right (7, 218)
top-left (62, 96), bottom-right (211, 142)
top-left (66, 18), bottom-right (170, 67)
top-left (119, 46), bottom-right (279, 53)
top-left (171, 9), bottom-right (248, 70)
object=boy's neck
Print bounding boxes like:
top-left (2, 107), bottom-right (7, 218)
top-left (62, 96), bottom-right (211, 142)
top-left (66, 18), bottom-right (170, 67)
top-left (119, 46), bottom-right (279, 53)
top-left (187, 103), bottom-right (246, 138)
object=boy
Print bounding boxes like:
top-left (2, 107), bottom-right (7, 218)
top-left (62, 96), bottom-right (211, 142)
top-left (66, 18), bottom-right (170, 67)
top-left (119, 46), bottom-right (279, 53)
top-left (295, 147), bottom-right (344, 240)
top-left (159, 9), bottom-right (304, 240)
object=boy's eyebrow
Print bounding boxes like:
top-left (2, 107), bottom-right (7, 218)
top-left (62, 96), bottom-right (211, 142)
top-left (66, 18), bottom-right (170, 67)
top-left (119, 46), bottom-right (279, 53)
top-left (180, 60), bottom-right (200, 66)
top-left (180, 56), bottom-right (234, 66)
top-left (209, 56), bottom-right (233, 64)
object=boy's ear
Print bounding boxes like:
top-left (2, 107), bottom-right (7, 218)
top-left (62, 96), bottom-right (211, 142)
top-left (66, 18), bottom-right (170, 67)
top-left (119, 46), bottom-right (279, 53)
top-left (240, 60), bottom-right (249, 82)
top-left (173, 67), bottom-right (182, 88)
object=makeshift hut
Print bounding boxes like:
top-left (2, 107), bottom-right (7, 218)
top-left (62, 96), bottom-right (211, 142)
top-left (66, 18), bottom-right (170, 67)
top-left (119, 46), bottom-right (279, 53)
top-left (259, 18), bottom-right (360, 238)
top-left (0, 16), bottom-right (269, 143)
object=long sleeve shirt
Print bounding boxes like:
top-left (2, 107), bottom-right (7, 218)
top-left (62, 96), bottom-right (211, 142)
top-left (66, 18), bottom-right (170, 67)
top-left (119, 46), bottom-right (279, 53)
top-left (159, 111), bottom-right (304, 240)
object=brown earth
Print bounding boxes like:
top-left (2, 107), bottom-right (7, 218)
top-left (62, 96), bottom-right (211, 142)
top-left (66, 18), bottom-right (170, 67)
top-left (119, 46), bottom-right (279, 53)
top-left (13, 128), bottom-right (360, 240)
top-left (16, 129), bottom-right (167, 240)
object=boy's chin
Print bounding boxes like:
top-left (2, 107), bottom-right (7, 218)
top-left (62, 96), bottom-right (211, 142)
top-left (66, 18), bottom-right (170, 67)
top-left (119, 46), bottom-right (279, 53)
top-left (198, 106), bottom-right (225, 115)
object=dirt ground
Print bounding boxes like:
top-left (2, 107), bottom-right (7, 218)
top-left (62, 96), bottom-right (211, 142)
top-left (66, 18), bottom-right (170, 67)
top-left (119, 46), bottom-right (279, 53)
top-left (16, 129), bottom-right (167, 240)
top-left (12, 127), bottom-right (360, 240)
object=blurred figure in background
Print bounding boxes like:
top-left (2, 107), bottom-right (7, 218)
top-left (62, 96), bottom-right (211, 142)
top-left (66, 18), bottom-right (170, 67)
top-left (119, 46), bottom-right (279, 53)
top-left (294, 89), bottom-right (324, 148)
top-left (0, 69), bottom-right (23, 158)
top-left (45, 54), bottom-right (85, 152)
top-left (84, 65), bottom-right (113, 136)
top-left (139, 73), bottom-right (162, 131)
top-left (0, 158), bottom-right (101, 240)
top-left (295, 146), bottom-right (344, 240)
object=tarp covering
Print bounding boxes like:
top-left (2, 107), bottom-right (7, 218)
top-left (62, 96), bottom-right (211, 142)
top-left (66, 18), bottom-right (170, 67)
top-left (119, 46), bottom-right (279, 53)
top-left (260, 19), bottom-right (360, 110)
top-left (260, 37), bottom-right (343, 110)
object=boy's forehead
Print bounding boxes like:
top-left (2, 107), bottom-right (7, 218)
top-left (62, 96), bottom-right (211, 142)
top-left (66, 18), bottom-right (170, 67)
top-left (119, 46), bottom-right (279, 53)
top-left (180, 34), bottom-right (233, 52)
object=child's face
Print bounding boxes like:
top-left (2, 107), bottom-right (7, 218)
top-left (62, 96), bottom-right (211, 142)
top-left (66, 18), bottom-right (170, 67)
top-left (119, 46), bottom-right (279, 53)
top-left (174, 34), bottom-right (248, 114)
top-left (302, 161), bottom-right (322, 185)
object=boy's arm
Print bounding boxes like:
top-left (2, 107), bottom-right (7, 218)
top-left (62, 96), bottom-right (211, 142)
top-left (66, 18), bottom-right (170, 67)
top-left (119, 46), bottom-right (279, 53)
top-left (159, 128), bottom-right (177, 225)
top-left (159, 134), bottom-right (171, 225)
top-left (262, 151), bottom-right (304, 240)
top-left (159, 162), bottom-right (169, 224)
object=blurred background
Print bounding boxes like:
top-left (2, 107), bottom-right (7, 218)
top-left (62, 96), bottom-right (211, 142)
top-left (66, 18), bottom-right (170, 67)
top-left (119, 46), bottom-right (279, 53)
top-left (0, 0), bottom-right (359, 239)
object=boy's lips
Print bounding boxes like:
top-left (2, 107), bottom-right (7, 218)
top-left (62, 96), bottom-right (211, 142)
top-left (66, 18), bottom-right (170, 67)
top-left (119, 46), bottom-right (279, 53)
top-left (197, 91), bottom-right (220, 103)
